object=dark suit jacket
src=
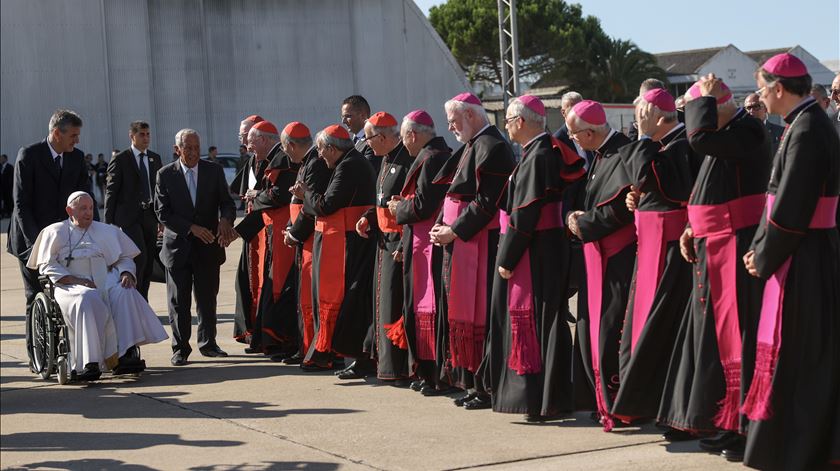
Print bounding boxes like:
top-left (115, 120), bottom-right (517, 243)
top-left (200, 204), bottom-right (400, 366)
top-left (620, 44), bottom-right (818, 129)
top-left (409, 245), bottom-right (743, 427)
top-left (6, 140), bottom-right (96, 260)
top-left (105, 148), bottom-right (162, 227)
top-left (154, 159), bottom-right (236, 269)
top-left (765, 120), bottom-right (785, 156)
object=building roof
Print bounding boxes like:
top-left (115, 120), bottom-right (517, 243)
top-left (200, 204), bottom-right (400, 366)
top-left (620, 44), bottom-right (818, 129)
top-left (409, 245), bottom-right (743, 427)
top-left (655, 46), bottom-right (726, 74)
top-left (745, 47), bottom-right (792, 66)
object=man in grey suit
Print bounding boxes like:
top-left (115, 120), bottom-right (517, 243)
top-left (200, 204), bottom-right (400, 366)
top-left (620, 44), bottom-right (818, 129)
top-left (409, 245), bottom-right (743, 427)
top-left (155, 129), bottom-right (237, 366)
top-left (744, 92), bottom-right (784, 156)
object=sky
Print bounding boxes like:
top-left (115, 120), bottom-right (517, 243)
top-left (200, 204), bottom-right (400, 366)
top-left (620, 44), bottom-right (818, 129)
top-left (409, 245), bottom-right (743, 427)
top-left (413, 0), bottom-right (839, 63)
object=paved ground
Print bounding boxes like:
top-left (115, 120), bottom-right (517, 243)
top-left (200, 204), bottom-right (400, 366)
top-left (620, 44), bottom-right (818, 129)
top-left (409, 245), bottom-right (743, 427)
top-left (0, 218), bottom-right (742, 470)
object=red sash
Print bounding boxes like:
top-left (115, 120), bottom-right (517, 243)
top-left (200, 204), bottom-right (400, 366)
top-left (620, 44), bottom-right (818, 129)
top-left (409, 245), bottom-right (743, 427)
top-left (312, 205), bottom-right (372, 353)
top-left (630, 209), bottom-right (687, 353)
top-left (289, 203), bottom-right (315, 352)
top-left (583, 223), bottom-right (637, 431)
top-left (498, 201), bottom-right (564, 375)
top-left (686, 193), bottom-right (764, 430)
top-left (259, 206), bottom-right (294, 301)
top-left (443, 196), bottom-right (499, 372)
top-left (376, 206), bottom-right (403, 234)
top-left (741, 195), bottom-right (838, 420)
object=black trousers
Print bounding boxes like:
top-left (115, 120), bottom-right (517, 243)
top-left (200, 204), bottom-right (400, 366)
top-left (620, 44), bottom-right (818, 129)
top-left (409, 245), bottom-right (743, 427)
top-left (165, 259), bottom-right (221, 355)
top-left (19, 258), bottom-right (41, 368)
top-left (123, 208), bottom-right (159, 299)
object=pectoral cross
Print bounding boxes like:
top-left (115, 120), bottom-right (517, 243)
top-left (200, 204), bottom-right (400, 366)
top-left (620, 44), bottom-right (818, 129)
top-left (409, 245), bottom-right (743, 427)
top-left (64, 251), bottom-right (74, 265)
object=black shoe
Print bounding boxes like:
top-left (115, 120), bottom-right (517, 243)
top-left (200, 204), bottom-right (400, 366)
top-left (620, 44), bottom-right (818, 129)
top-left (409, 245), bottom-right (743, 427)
top-left (171, 352), bottom-right (188, 366)
top-left (244, 347), bottom-right (259, 354)
top-left (199, 346), bottom-right (228, 358)
top-left (269, 351), bottom-right (296, 362)
top-left (281, 352), bottom-right (303, 365)
top-left (453, 392), bottom-right (477, 407)
top-left (662, 428), bottom-right (699, 442)
top-left (76, 363), bottom-right (102, 381)
top-left (410, 380), bottom-right (425, 391)
top-left (299, 362), bottom-right (335, 372)
top-left (721, 444), bottom-right (745, 462)
top-left (525, 412), bottom-right (570, 423)
top-left (463, 395), bottom-right (492, 410)
top-left (334, 360), bottom-right (356, 376)
top-left (699, 432), bottom-right (743, 453)
top-left (337, 367), bottom-right (370, 380)
top-left (421, 385), bottom-right (457, 396)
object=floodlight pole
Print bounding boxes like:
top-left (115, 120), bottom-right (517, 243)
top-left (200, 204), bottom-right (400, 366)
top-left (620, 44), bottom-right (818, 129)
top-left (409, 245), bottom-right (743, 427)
top-left (498, 0), bottom-right (520, 113)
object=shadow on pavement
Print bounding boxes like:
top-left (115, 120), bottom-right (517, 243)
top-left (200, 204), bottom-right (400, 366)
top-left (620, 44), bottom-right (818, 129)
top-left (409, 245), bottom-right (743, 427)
top-left (1, 431), bottom-right (241, 451)
top-left (189, 462), bottom-right (341, 470)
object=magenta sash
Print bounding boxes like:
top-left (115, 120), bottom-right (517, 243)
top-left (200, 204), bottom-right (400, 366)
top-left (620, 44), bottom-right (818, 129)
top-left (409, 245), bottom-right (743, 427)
top-left (686, 193), bottom-right (764, 430)
top-left (741, 195), bottom-right (838, 420)
top-left (411, 216), bottom-right (439, 361)
top-left (498, 201), bottom-right (564, 375)
top-left (583, 222), bottom-right (637, 431)
top-left (443, 196), bottom-right (499, 372)
top-left (630, 209), bottom-right (687, 353)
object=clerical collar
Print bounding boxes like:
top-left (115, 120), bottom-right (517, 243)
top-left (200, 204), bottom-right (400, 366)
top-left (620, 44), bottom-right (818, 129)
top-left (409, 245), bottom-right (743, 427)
top-left (47, 139), bottom-right (62, 159)
top-left (468, 124), bottom-right (491, 144)
top-left (784, 96), bottom-right (816, 124)
top-left (522, 132), bottom-right (547, 150)
top-left (596, 129), bottom-right (617, 154)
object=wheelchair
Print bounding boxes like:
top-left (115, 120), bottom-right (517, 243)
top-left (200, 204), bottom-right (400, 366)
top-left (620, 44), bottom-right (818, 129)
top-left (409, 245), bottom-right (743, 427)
top-left (29, 276), bottom-right (71, 384)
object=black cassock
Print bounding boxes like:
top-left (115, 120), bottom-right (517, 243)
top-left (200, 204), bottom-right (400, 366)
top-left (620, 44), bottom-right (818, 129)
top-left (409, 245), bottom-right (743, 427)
top-left (571, 130), bottom-right (635, 431)
top-left (481, 133), bottom-right (585, 416)
top-left (434, 125), bottom-right (515, 392)
top-left (395, 137), bottom-right (452, 386)
top-left (365, 143), bottom-right (413, 380)
top-left (303, 148), bottom-right (376, 366)
top-left (658, 99), bottom-right (769, 434)
top-left (288, 147), bottom-right (332, 357)
top-left (234, 146), bottom-right (301, 354)
top-left (611, 124), bottom-right (702, 422)
top-left (743, 98), bottom-right (840, 471)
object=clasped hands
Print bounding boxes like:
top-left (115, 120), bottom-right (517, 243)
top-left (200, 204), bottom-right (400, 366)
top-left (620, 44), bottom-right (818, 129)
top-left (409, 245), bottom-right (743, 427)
top-left (190, 218), bottom-right (237, 247)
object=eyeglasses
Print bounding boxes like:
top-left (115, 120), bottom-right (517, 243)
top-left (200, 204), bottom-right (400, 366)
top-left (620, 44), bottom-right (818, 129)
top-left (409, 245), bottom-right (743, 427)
top-left (744, 104), bottom-right (764, 111)
top-left (504, 115), bottom-right (520, 124)
top-left (831, 88), bottom-right (840, 96)
top-left (363, 134), bottom-right (380, 142)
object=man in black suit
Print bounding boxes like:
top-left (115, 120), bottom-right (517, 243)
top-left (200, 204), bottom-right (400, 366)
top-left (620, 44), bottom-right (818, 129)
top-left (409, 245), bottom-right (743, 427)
top-left (6, 109), bottom-right (96, 367)
top-left (155, 128), bottom-right (237, 366)
top-left (105, 121), bottom-right (163, 299)
top-left (744, 92), bottom-right (784, 156)
top-left (340, 95), bottom-right (381, 175)
top-left (0, 154), bottom-right (12, 218)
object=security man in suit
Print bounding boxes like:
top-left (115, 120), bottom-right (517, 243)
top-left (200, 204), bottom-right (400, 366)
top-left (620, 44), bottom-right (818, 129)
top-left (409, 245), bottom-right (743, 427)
top-left (6, 109), bottom-right (97, 368)
top-left (155, 128), bottom-right (237, 366)
top-left (744, 92), bottom-right (784, 156)
top-left (105, 121), bottom-right (163, 299)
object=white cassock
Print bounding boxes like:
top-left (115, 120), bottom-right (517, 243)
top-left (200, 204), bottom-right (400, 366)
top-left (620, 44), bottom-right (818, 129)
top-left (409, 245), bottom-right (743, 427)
top-left (27, 220), bottom-right (168, 372)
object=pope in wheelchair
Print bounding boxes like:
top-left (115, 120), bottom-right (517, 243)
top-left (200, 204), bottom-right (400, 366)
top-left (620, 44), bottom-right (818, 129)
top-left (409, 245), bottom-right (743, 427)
top-left (26, 191), bottom-right (167, 381)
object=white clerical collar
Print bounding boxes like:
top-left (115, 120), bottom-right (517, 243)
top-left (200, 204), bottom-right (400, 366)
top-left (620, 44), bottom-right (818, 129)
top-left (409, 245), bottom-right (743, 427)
top-left (523, 132), bottom-right (547, 150)
top-left (473, 124), bottom-right (491, 139)
top-left (596, 129), bottom-right (617, 152)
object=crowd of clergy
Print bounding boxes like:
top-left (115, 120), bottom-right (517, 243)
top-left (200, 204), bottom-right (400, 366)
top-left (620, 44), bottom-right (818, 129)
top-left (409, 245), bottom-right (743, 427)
top-left (10, 52), bottom-right (839, 471)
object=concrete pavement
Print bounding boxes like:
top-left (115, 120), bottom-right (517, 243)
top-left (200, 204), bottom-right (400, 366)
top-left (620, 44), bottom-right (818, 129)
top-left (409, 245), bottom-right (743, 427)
top-left (0, 220), bottom-right (741, 470)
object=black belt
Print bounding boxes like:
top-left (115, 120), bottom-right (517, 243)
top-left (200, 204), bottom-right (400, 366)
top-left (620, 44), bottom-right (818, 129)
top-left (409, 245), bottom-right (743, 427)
top-left (140, 201), bottom-right (153, 210)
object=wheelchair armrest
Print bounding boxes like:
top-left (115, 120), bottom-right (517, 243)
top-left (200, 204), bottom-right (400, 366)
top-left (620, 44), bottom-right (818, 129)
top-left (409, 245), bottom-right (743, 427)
top-left (37, 276), bottom-right (55, 297)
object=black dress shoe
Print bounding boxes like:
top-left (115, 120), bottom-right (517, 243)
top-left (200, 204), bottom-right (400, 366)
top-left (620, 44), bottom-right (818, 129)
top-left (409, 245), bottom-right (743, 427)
top-left (76, 363), bottom-right (102, 381)
top-left (525, 412), bottom-right (570, 423)
top-left (699, 432), bottom-right (744, 453)
top-left (453, 392), bottom-right (477, 407)
top-left (337, 367), bottom-right (371, 380)
top-left (334, 360), bottom-right (356, 376)
top-left (410, 380), bottom-right (425, 391)
top-left (662, 428), bottom-right (699, 442)
top-left (281, 352), bottom-right (303, 365)
top-left (300, 362), bottom-right (335, 372)
top-left (721, 445), bottom-right (745, 462)
top-left (421, 385), bottom-right (457, 396)
top-left (199, 346), bottom-right (228, 358)
top-left (171, 352), bottom-right (188, 366)
top-left (244, 347), bottom-right (259, 354)
top-left (463, 395), bottom-right (492, 410)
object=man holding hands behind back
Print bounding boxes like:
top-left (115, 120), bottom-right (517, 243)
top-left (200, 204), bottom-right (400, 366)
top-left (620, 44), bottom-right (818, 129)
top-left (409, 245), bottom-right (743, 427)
top-left (155, 129), bottom-right (237, 366)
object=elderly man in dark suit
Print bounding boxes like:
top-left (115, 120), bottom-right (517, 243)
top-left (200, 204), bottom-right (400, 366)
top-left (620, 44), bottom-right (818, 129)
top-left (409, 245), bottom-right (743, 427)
top-left (155, 128), bottom-right (237, 366)
top-left (6, 109), bottom-right (97, 368)
top-left (105, 121), bottom-right (163, 299)
top-left (744, 92), bottom-right (784, 156)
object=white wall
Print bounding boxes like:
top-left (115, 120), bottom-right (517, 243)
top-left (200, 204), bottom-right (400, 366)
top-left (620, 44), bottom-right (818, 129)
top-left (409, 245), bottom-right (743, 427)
top-left (0, 0), bottom-right (469, 161)
top-left (697, 45), bottom-right (760, 94)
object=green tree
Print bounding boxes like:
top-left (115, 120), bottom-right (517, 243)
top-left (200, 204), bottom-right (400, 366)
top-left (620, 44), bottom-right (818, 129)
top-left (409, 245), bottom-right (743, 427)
top-left (588, 39), bottom-right (667, 102)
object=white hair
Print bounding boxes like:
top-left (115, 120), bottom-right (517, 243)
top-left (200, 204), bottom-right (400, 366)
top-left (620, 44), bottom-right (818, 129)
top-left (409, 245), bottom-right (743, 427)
top-left (66, 191), bottom-right (92, 207)
top-left (250, 128), bottom-right (279, 142)
top-left (315, 131), bottom-right (354, 151)
top-left (508, 98), bottom-right (546, 128)
top-left (636, 97), bottom-right (678, 123)
top-left (364, 120), bottom-right (400, 138)
top-left (281, 132), bottom-right (313, 149)
top-left (444, 99), bottom-right (489, 124)
top-left (401, 117), bottom-right (436, 136)
top-left (175, 128), bottom-right (199, 147)
top-left (560, 91), bottom-right (583, 109)
top-left (565, 109), bottom-right (609, 133)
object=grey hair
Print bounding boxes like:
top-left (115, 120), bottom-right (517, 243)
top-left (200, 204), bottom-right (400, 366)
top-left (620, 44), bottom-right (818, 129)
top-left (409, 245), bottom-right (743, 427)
top-left (640, 78), bottom-right (666, 94)
top-left (401, 117), bottom-right (436, 136)
top-left (444, 100), bottom-right (489, 124)
top-left (281, 132), bottom-right (313, 149)
top-left (315, 131), bottom-right (354, 151)
top-left (810, 84), bottom-right (828, 100)
top-left (508, 98), bottom-right (546, 128)
top-left (560, 91), bottom-right (583, 109)
top-left (250, 128), bottom-right (279, 142)
top-left (175, 128), bottom-right (199, 147)
top-left (637, 96), bottom-right (678, 123)
top-left (565, 109), bottom-right (609, 133)
top-left (48, 109), bottom-right (83, 133)
top-left (364, 120), bottom-right (400, 138)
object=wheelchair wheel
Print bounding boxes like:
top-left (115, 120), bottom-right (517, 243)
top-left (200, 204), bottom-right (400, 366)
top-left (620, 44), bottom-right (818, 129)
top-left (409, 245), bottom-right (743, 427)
top-left (57, 356), bottom-right (69, 385)
top-left (30, 293), bottom-right (56, 380)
